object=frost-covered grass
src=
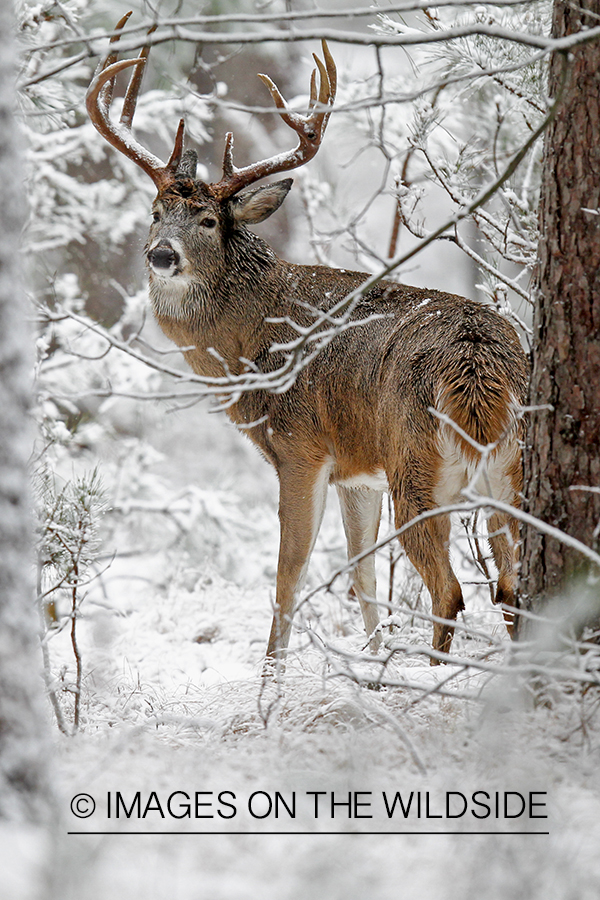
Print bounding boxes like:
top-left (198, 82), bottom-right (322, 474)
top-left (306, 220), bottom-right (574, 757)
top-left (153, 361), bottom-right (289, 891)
top-left (22, 400), bottom-right (600, 900)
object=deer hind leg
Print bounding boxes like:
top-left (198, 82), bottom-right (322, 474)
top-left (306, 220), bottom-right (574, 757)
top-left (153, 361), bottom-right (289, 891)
top-left (479, 440), bottom-right (522, 637)
top-left (391, 488), bottom-right (464, 663)
top-left (336, 485), bottom-right (383, 651)
top-left (266, 460), bottom-right (331, 662)
top-left (487, 511), bottom-right (520, 637)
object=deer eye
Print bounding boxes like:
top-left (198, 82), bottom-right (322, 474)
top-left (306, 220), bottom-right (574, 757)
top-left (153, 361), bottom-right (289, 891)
top-left (200, 217), bottom-right (217, 229)
top-left (152, 211), bottom-right (160, 223)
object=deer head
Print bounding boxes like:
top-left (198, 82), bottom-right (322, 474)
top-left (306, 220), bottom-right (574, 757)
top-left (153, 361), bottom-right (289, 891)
top-left (86, 15), bottom-right (336, 316)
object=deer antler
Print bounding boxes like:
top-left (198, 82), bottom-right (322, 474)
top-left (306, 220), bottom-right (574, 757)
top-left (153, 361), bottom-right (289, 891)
top-left (87, 18), bottom-right (336, 198)
top-left (86, 13), bottom-right (184, 189)
top-left (211, 40), bottom-right (337, 200)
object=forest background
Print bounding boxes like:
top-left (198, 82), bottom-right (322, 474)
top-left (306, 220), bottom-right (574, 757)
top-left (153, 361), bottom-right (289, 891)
top-left (1, 0), bottom-right (600, 897)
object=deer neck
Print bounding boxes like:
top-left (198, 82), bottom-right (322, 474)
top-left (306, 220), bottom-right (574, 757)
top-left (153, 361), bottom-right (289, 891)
top-left (149, 231), bottom-right (284, 380)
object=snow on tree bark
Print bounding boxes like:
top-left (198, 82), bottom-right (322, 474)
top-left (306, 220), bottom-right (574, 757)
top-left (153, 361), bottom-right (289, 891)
top-left (521, 0), bottom-right (600, 610)
top-left (0, 0), bottom-right (52, 823)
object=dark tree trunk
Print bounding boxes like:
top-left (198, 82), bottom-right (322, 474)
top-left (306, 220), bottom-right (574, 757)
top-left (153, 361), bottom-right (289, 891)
top-left (0, 0), bottom-right (53, 823)
top-left (520, 0), bottom-right (600, 614)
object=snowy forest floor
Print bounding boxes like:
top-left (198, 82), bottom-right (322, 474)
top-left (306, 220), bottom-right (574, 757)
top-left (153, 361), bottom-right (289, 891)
top-left (7, 401), bottom-right (600, 900)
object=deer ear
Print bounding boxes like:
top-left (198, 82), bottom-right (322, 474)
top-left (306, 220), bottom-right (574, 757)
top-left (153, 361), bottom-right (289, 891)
top-left (230, 178), bottom-right (293, 225)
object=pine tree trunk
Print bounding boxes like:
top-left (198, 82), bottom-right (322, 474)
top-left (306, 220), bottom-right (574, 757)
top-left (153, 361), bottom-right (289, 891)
top-left (520, 0), bottom-right (600, 613)
top-left (0, 0), bottom-right (53, 824)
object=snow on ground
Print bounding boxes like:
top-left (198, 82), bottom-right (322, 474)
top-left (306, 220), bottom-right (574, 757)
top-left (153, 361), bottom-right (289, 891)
top-left (20, 401), bottom-right (600, 899)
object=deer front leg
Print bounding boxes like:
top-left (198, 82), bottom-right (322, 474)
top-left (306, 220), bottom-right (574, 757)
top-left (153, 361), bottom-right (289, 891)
top-left (336, 485), bottom-right (383, 651)
top-left (266, 460), bottom-right (331, 661)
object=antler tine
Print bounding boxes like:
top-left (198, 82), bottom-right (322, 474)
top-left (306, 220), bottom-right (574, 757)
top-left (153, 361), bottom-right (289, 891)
top-left (308, 68), bottom-right (318, 110)
top-left (314, 54), bottom-right (329, 105)
top-left (212, 41), bottom-right (337, 201)
top-left (256, 73), bottom-right (297, 121)
top-left (166, 119), bottom-right (186, 172)
top-left (121, 25), bottom-right (157, 128)
top-left (87, 17), bottom-right (185, 190)
top-left (321, 40), bottom-right (337, 100)
top-left (222, 133), bottom-right (235, 178)
top-left (311, 55), bottom-right (330, 126)
top-left (96, 11), bottom-right (133, 111)
top-left (310, 41), bottom-right (336, 131)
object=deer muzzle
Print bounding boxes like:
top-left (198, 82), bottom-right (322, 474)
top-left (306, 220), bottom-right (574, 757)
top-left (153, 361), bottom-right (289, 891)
top-left (147, 241), bottom-right (181, 273)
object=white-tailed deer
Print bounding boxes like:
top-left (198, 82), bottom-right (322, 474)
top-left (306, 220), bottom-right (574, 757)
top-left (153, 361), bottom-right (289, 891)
top-left (87, 16), bottom-right (528, 664)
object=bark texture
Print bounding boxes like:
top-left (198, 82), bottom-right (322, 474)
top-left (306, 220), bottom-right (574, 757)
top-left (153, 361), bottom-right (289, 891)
top-left (520, 0), bottom-right (600, 610)
top-left (0, 0), bottom-right (52, 822)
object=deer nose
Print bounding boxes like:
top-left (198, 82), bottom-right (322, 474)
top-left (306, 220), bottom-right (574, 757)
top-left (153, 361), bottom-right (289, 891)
top-left (148, 242), bottom-right (180, 270)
